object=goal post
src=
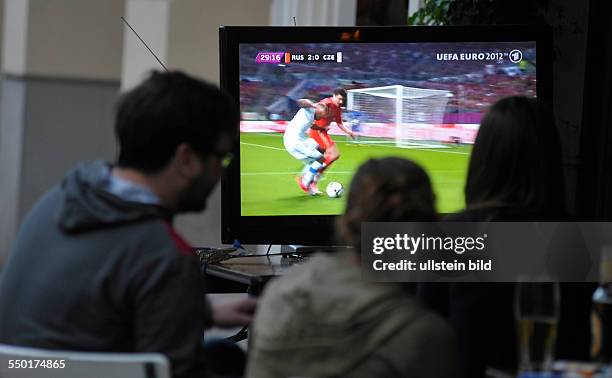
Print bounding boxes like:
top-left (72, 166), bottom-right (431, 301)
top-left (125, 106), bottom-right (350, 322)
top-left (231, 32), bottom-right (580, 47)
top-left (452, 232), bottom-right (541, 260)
top-left (346, 85), bottom-right (453, 148)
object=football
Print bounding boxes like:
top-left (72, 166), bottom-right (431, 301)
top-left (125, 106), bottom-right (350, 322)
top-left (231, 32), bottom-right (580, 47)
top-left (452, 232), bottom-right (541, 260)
top-left (326, 182), bottom-right (344, 198)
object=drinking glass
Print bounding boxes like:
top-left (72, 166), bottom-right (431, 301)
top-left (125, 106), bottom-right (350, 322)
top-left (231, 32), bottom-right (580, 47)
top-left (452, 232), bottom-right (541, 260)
top-left (515, 280), bottom-right (560, 373)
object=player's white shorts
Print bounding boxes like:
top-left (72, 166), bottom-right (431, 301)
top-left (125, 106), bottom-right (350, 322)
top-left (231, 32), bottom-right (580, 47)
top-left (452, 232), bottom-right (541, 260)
top-left (284, 137), bottom-right (322, 163)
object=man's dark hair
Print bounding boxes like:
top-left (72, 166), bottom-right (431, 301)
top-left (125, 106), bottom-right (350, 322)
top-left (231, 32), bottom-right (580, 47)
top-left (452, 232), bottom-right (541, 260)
top-left (465, 96), bottom-right (565, 213)
top-left (115, 71), bottom-right (239, 173)
top-left (333, 87), bottom-right (347, 97)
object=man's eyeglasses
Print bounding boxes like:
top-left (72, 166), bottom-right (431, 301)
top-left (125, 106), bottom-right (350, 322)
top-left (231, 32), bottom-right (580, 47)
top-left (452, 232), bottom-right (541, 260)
top-left (216, 152), bottom-right (234, 169)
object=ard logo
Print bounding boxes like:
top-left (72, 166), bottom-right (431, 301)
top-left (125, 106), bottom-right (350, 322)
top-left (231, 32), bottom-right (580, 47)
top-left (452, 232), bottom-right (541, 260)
top-left (509, 49), bottom-right (523, 63)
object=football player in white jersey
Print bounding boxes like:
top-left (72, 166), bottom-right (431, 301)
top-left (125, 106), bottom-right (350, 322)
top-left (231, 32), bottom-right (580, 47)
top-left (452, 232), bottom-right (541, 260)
top-left (283, 102), bottom-right (330, 195)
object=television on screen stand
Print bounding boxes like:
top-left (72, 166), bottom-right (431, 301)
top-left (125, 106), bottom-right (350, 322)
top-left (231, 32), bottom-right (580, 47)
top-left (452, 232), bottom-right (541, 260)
top-left (219, 25), bottom-right (552, 246)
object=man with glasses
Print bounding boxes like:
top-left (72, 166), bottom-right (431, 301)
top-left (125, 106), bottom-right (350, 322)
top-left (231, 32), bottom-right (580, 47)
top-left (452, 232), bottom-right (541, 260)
top-left (0, 71), bottom-right (254, 378)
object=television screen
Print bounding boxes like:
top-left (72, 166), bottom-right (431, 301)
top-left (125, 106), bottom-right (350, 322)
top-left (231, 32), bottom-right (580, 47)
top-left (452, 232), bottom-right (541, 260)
top-left (220, 26), bottom-right (551, 244)
top-left (239, 41), bottom-right (537, 216)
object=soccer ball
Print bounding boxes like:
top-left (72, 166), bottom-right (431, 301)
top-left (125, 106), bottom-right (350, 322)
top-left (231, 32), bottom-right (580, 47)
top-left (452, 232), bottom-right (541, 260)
top-left (326, 182), bottom-right (344, 198)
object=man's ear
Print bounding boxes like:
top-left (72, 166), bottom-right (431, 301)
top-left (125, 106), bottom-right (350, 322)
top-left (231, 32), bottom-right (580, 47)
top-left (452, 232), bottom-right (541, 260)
top-left (174, 143), bottom-right (205, 178)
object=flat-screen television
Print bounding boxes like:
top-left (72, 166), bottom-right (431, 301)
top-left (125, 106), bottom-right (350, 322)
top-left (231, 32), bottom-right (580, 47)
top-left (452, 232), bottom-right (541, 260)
top-left (220, 25), bottom-right (552, 245)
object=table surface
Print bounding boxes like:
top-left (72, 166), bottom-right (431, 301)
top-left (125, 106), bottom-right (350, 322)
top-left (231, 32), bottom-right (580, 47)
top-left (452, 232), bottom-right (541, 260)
top-left (205, 254), bottom-right (305, 285)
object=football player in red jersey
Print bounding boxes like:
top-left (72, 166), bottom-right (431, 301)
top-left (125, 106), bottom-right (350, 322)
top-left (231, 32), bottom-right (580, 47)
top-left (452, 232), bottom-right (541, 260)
top-left (299, 88), bottom-right (355, 193)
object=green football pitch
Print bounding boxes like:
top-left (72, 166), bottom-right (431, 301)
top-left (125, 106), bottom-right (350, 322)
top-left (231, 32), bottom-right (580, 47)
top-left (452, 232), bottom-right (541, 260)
top-left (240, 132), bottom-right (471, 216)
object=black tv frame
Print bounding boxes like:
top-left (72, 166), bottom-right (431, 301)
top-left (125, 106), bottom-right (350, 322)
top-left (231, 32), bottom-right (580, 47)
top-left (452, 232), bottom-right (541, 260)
top-left (219, 25), bottom-right (553, 245)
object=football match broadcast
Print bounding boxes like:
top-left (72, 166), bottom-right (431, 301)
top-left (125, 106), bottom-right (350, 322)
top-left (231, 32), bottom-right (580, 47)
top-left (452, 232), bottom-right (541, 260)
top-left (239, 42), bottom-right (537, 216)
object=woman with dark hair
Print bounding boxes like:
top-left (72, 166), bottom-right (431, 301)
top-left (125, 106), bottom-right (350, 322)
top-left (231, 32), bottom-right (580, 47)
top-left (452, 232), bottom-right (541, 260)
top-left (247, 157), bottom-right (456, 378)
top-left (463, 95), bottom-right (565, 218)
top-left (419, 96), bottom-right (593, 377)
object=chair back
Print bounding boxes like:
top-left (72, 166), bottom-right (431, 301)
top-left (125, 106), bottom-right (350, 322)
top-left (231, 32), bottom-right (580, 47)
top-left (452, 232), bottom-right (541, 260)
top-left (0, 343), bottom-right (171, 378)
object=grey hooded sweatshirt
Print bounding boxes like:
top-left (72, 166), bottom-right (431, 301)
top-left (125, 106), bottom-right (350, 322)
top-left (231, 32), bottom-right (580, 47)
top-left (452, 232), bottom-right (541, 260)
top-left (0, 161), bottom-right (210, 378)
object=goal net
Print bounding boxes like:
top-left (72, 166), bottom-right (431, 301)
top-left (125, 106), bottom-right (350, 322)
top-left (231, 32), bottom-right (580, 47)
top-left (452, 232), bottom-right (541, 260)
top-left (346, 85), bottom-right (452, 148)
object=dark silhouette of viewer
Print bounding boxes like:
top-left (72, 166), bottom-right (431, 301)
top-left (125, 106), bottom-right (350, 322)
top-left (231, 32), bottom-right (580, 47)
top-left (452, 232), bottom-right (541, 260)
top-left (247, 157), bottom-right (457, 378)
top-left (0, 71), bottom-right (256, 378)
top-left (464, 96), bottom-right (565, 217)
top-left (418, 96), bottom-right (593, 377)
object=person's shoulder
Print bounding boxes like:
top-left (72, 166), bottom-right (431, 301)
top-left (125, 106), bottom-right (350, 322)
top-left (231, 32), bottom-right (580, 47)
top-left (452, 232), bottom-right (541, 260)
top-left (114, 220), bottom-right (200, 289)
top-left (250, 257), bottom-right (319, 340)
top-left (111, 219), bottom-right (195, 265)
top-left (255, 252), bottom-right (347, 314)
top-left (259, 253), bottom-right (328, 294)
top-left (445, 206), bottom-right (572, 221)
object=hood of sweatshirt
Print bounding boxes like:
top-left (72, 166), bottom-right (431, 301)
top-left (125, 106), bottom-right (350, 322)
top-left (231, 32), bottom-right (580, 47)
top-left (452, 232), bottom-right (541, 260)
top-left (57, 160), bottom-right (169, 233)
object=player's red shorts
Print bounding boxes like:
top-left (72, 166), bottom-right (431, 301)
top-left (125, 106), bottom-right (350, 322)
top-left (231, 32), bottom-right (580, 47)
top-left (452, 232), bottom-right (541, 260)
top-left (309, 128), bottom-right (335, 150)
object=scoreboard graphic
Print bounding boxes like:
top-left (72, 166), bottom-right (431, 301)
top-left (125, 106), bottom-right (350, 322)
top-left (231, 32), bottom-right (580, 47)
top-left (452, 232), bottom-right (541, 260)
top-left (255, 51), bottom-right (343, 64)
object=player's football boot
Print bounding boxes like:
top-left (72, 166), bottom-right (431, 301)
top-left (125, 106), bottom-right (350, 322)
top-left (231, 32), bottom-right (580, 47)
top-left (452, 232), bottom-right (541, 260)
top-left (309, 182), bottom-right (323, 195)
top-left (295, 176), bottom-right (310, 194)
